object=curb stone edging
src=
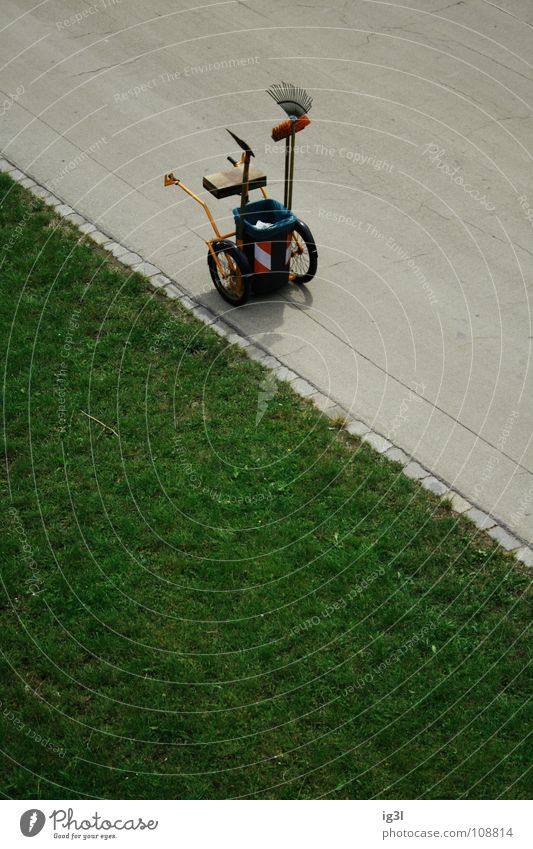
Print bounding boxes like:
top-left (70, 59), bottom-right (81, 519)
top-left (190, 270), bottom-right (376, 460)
top-left (2, 154), bottom-right (531, 568)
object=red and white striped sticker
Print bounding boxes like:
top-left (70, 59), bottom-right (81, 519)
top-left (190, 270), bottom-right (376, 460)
top-left (254, 241), bottom-right (272, 273)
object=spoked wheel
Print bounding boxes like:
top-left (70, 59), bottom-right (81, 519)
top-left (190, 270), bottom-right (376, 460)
top-left (208, 241), bottom-right (251, 306)
top-left (288, 220), bottom-right (318, 285)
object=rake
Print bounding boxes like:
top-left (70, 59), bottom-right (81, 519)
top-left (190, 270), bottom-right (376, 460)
top-left (267, 81), bottom-right (313, 209)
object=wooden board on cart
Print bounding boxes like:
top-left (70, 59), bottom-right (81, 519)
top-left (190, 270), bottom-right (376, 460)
top-left (203, 166), bottom-right (267, 199)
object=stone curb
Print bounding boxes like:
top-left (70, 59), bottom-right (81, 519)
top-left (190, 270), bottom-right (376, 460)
top-left (2, 154), bottom-right (531, 568)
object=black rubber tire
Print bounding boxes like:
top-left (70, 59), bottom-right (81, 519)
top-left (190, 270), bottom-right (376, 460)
top-left (208, 241), bottom-right (251, 306)
top-left (289, 219), bottom-right (318, 284)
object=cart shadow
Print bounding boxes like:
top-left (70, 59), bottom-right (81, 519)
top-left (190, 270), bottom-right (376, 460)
top-left (198, 281), bottom-right (314, 350)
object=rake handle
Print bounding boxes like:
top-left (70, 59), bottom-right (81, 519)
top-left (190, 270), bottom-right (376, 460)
top-left (283, 136), bottom-right (290, 207)
top-left (287, 122), bottom-right (296, 211)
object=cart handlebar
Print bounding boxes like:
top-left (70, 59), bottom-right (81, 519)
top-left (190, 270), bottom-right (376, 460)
top-left (164, 172), bottom-right (179, 187)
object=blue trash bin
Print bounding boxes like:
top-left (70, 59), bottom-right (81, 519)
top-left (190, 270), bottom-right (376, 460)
top-left (233, 199), bottom-right (297, 291)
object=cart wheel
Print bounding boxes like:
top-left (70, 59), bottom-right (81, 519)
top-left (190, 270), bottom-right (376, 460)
top-left (288, 220), bottom-right (318, 285)
top-left (208, 241), bottom-right (251, 306)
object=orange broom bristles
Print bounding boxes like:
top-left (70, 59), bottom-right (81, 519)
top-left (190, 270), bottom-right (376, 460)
top-left (271, 114), bottom-right (311, 141)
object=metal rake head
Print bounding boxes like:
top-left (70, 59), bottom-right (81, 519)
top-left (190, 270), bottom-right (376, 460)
top-left (266, 81), bottom-right (313, 118)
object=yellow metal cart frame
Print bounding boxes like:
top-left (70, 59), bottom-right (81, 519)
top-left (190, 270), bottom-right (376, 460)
top-left (164, 150), bottom-right (268, 284)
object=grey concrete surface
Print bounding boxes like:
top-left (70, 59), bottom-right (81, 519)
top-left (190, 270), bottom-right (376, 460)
top-left (0, 0), bottom-right (532, 543)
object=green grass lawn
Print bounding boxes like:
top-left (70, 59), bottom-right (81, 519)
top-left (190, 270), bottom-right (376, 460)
top-left (0, 172), bottom-right (531, 800)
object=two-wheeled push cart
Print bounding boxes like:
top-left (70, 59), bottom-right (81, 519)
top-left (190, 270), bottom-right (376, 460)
top-left (164, 82), bottom-right (318, 305)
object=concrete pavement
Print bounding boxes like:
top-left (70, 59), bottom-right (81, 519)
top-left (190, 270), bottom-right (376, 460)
top-left (1, 0), bottom-right (532, 544)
